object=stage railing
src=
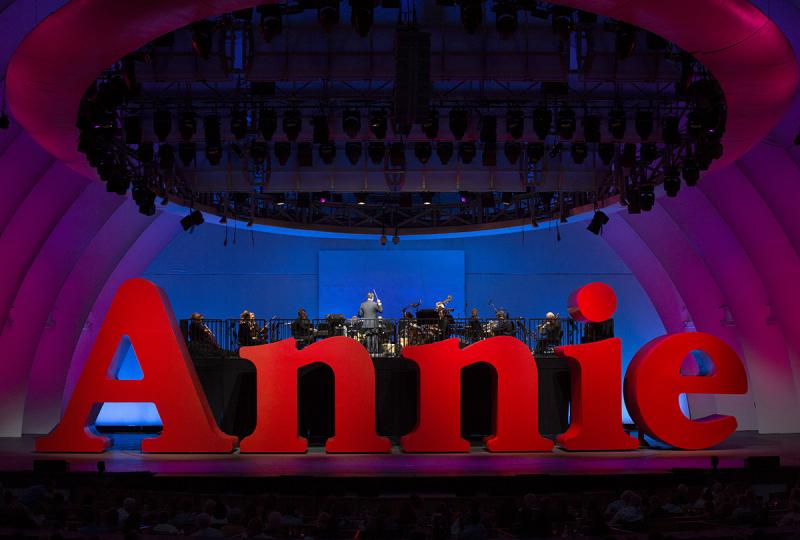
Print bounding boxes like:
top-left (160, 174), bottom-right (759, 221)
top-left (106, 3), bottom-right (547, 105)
top-left (180, 316), bottom-right (599, 357)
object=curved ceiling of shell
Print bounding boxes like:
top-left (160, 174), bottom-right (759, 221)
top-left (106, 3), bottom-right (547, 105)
top-left (1, 0), bottom-right (799, 438)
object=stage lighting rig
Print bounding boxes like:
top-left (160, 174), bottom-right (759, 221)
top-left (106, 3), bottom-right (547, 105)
top-left (663, 167), bottom-right (681, 197)
top-left (178, 142), bottom-right (196, 166)
top-left (449, 109), bottom-right (469, 140)
top-left (635, 110), bottom-right (653, 141)
top-left (422, 109), bottom-right (439, 139)
top-left (422, 192), bottom-right (434, 205)
top-left (317, 142), bottom-right (335, 165)
top-left (557, 107), bottom-right (576, 139)
top-left (351, 0), bottom-right (375, 37)
top-left (686, 110), bottom-right (704, 140)
top-left (459, 191), bottom-right (470, 204)
top-left (369, 110), bottom-right (388, 139)
top-left (137, 142), bottom-right (154, 163)
top-left (527, 142), bottom-right (544, 163)
top-left (258, 108), bottom-right (277, 140)
top-left (493, 1), bottom-right (518, 39)
top-left (318, 0), bottom-right (340, 32)
top-left (345, 142), bottom-right (362, 164)
top-left (582, 114), bottom-right (601, 144)
top-left (153, 110), bottom-right (171, 142)
top-left (258, 4), bottom-right (283, 42)
top-left (533, 106), bottom-right (551, 140)
top-left (480, 115), bottom-right (497, 144)
top-left (274, 142), bottom-right (291, 165)
top-left (551, 6), bottom-right (574, 40)
top-left (415, 142), bottom-right (433, 164)
top-left (437, 141), bottom-right (454, 164)
top-left (504, 142), bottom-right (521, 164)
top-left (639, 184), bottom-right (655, 211)
top-left (571, 142), bottom-right (588, 164)
top-left (586, 210), bottom-right (609, 235)
top-left (356, 192), bottom-right (368, 205)
top-left (283, 110), bottom-right (302, 141)
top-left (342, 109), bottom-right (362, 139)
top-left (158, 144), bottom-right (175, 170)
top-left (506, 109), bottom-right (524, 140)
top-left (274, 193), bottom-right (286, 206)
top-left (459, 0), bottom-right (483, 34)
top-left (204, 115), bottom-right (222, 165)
top-left (459, 142), bottom-right (477, 164)
top-left (608, 107), bottom-right (626, 140)
top-left (297, 142), bottom-right (313, 167)
top-left (178, 112), bottom-right (196, 141)
top-left (367, 142), bottom-right (386, 164)
top-left (191, 20), bottom-right (215, 60)
top-left (230, 110), bottom-right (248, 140)
top-left (501, 192), bottom-right (513, 206)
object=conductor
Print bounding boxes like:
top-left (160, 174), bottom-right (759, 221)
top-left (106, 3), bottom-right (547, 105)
top-left (358, 291), bottom-right (383, 328)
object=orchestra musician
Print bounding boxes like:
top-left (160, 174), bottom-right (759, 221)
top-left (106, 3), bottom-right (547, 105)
top-left (248, 311), bottom-right (267, 344)
top-left (237, 310), bottom-right (253, 347)
top-left (189, 313), bottom-right (221, 351)
top-left (536, 311), bottom-right (563, 353)
top-left (494, 310), bottom-right (516, 337)
top-left (291, 308), bottom-right (315, 348)
top-left (436, 302), bottom-right (454, 340)
top-left (467, 308), bottom-right (484, 343)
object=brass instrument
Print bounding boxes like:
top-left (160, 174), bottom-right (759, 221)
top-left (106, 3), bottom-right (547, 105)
top-left (436, 294), bottom-right (454, 311)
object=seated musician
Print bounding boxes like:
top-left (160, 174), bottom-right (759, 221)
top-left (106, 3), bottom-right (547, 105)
top-left (399, 311), bottom-right (416, 347)
top-left (536, 312), bottom-right (563, 353)
top-left (189, 313), bottom-right (221, 351)
top-left (467, 308), bottom-right (484, 343)
top-left (291, 308), bottom-right (315, 348)
top-left (238, 311), bottom-right (252, 347)
top-left (436, 303), bottom-right (454, 340)
top-left (494, 310), bottom-right (516, 337)
top-left (248, 311), bottom-right (266, 344)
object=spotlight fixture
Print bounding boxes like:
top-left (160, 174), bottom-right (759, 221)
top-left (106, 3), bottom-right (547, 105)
top-left (351, 0), bottom-right (375, 37)
top-left (133, 187), bottom-right (156, 216)
top-left (421, 109), bottom-right (440, 139)
top-left (282, 110), bottom-right (302, 141)
top-left (422, 192), bottom-right (434, 205)
top-left (389, 142), bottom-right (406, 167)
top-left (480, 115), bottom-right (497, 144)
top-left (639, 184), bottom-right (655, 211)
top-left (449, 109), bottom-right (469, 140)
top-left (586, 210), bottom-right (609, 235)
top-left (178, 111), bottom-right (196, 141)
top-left (504, 141), bottom-right (521, 164)
top-left (369, 110), bottom-right (388, 139)
top-left (180, 209), bottom-right (204, 231)
top-left (250, 141), bottom-right (268, 163)
top-left (493, 1), bottom-right (518, 39)
top-left (415, 142), bottom-right (433, 164)
top-left (459, 0), bottom-right (483, 34)
top-left (608, 107), bottom-right (627, 140)
top-left (682, 157), bottom-right (700, 186)
top-left (549, 142), bottom-right (563, 158)
top-left (663, 167), bottom-right (681, 197)
top-left (274, 141), bottom-right (291, 165)
top-left (458, 141), bottom-right (477, 164)
top-left (178, 141), bottom-right (196, 166)
top-left (274, 193), bottom-right (286, 206)
top-left (258, 108), bottom-right (277, 140)
top-left (527, 142), bottom-right (545, 163)
top-left (634, 110), bottom-right (653, 141)
top-left (532, 106), bottom-right (552, 140)
top-left (258, 4), bottom-right (283, 42)
top-left (356, 192), bottom-right (368, 205)
top-left (317, 0), bottom-right (340, 32)
top-left (345, 141), bottom-right (362, 165)
top-left (640, 143), bottom-right (658, 163)
top-left (686, 110), bottom-right (704, 139)
top-left (583, 114), bottom-right (601, 143)
top-left (392, 232), bottom-right (400, 245)
top-left (626, 187), bottom-right (641, 214)
top-left (230, 109), bottom-right (248, 140)
top-left (662, 116), bottom-right (681, 145)
top-left (191, 20), bottom-right (215, 60)
top-left (342, 109), bottom-right (362, 139)
top-left (437, 141), bottom-right (454, 164)
top-left (598, 142), bottom-right (615, 165)
top-left (367, 141), bottom-right (386, 164)
top-left (153, 110), bottom-right (172, 143)
top-left (506, 109), bottom-right (524, 140)
top-left (319, 142), bottom-right (336, 164)
top-left (571, 142), bottom-right (588, 164)
top-left (501, 192), bottom-right (513, 206)
top-left (380, 229), bottom-right (387, 246)
top-left (459, 191), bottom-right (470, 204)
top-left (557, 107), bottom-right (577, 139)
top-left (158, 144), bottom-right (175, 170)
top-left (312, 114), bottom-right (330, 144)
top-left (318, 191), bottom-right (331, 203)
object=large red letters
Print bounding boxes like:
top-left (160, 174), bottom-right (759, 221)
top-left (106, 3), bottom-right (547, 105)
top-left (401, 338), bottom-right (553, 452)
top-left (238, 337), bottom-right (391, 453)
top-left (36, 279), bottom-right (236, 453)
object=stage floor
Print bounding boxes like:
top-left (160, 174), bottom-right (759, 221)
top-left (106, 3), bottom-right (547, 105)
top-left (1, 432), bottom-right (799, 478)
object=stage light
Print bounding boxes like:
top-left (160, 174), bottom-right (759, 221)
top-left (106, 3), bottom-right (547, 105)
top-left (258, 4), bottom-right (283, 42)
top-left (663, 167), bottom-right (680, 197)
top-left (639, 184), bottom-right (655, 211)
top-left (297, 142), bottom-right (313, 167)
top-left (380, 230), bottom-right (388, 245)
top-left (133, 187), bottom-right (156, 216)
top-left (608, 107), bottom-right (626, 140)
top-left (615, 25), bottom-right (637, 60)
top-left (351, 0), bottom-right (375, 37)
top-left (389, 142), bottom-right (406, 167)
top-left (662, 116), bottom-right (681, 145)
top-left (415, 142), bottom-right (433, 164)
top-left (282, 110), bottom-right (302, 141)
top-left (482, 143), bottom-right (497, 166)
top-left (586, 210), bottom-right (609, 235)
top-left (191, 20), bottom-right (215, 60)
top-left (0, 114), bottom-right (9, 130)
top-left (137, 142), bottom-right (154, 163)
top-left (274, 141), bottom-right (291, 165)
top-left (459, 0), bottom-right (482, 34)
top-left (533, 106), bottom-right (551, 140)
top-left (571, 142), bottom-right (588, 164)
top-left (318, 191), bottom-right (331, 203)
top-left (493, 1), bottom-right (517, 39)
top-left (158, 144), bottom-right (175, 170)
top-left (501, 192), bottom-right (513, 206)
top-left (367, 142), bottom-right (386, 164)
top-left (356, 192), bottom-right (368, 205)
top-left (635, 110), bottom-right (653, 141)
top-left (682, 157), bottom-right (700, 186)
top-left (421, 109), bottom-right (439, 139)
top-left (506, 109), bottom-right (524, 140)
top-left (620, 143), bottom-right (637, 168)
top-left (318, 0), bottom-right (340, 32)
top-left (640, 143), bottom-right (658, 164)
top-left (178, 142), bottom-right (196, 166)
top-left (258, 108), bottom-right (277, 140)
top-left (312, 114), bottom-right (330, 144)
top-left (230, 110), bottom-right (248, 140)
top-left (557, 107), bottom-right (576, 139)
top-left (319, 142), bottom-right (336, 164)
top-left (459, 191), bottom-right (470, 204)
top-left (345, 141), bottom-right (362, 164)
top-left (583, 114), bottom-right (601, 144)
top-left (153, 110), bottom-right (171, 143)
top-left (527, 142), bottom-right (545, 163)
top-left (180, 209), bottom-right (204, 231)
top-left (459, 142), bottom-right (477, 164)
top-left (437, 141), bottom-right (454, 164)
top-left (504, 141), bottom-right (521, 164)
top-left (449, 109), bottom-right (469, 140)
top-left (392, 232), bottom-right (400, 245)
top-left (369, 110), bottom-right (388, 139)
top-left (549, 142), bottom-right (563, 158)
top-left (480, 115), bottom-right (497, 144)
top-left (274, 193), bottom-right (286, 206)
top-left (422, 192), bottom-right (434, 205)
top-left (178, 111), bottom-right (196, 141)
top-left (598, 142), bottom-right (615, 165)
top-left (124, 116), bottom-right (142, 145)
top-left (342, 109), bottom-right (362, 139)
